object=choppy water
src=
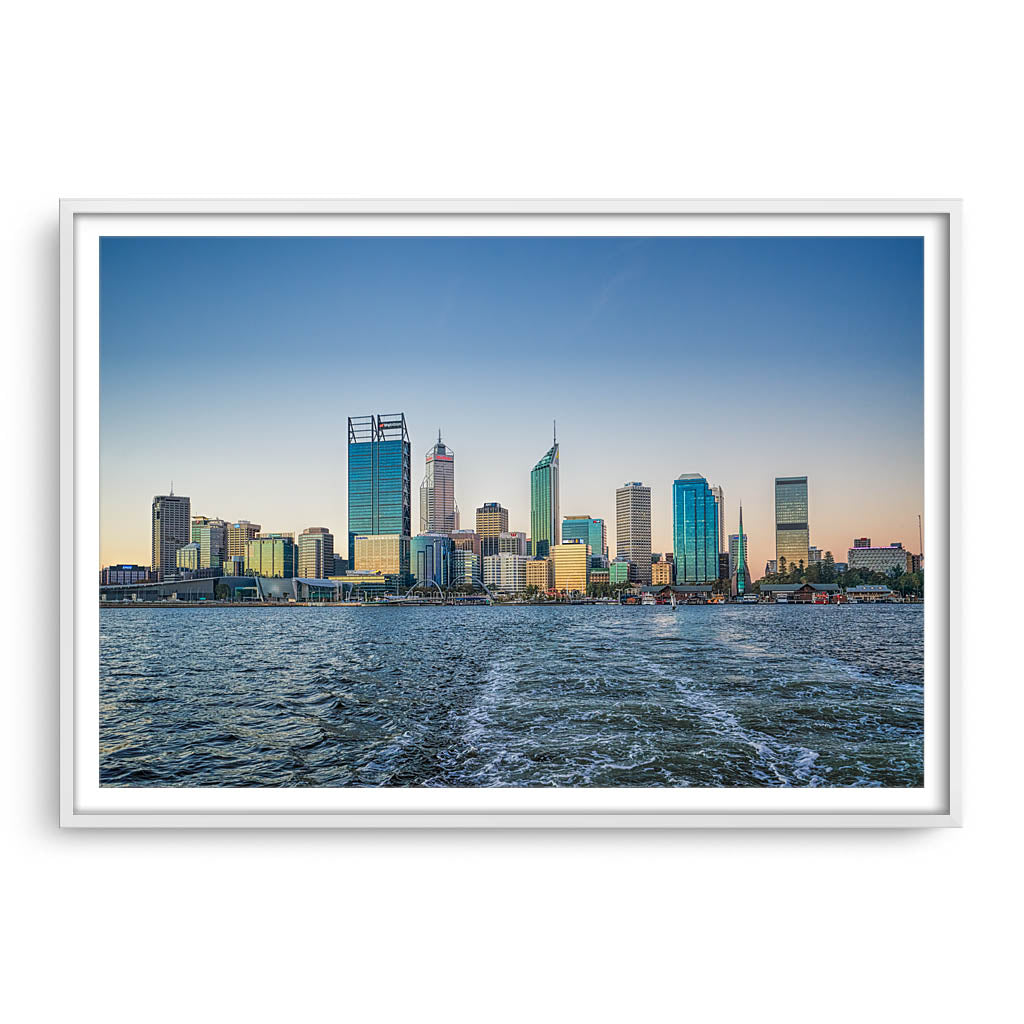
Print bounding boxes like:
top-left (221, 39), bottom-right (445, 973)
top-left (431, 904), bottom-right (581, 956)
top-left (99, 605), bottom-right (924, 788)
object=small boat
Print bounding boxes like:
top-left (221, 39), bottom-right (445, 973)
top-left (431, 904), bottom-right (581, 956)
top-left (641, 593), bottom-right (656, 606)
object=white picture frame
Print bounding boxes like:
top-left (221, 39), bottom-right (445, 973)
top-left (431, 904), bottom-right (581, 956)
top-left (60, 198), bottom-right (960, 828)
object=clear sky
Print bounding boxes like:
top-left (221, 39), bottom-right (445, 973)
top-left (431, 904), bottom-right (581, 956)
top-left (100, 234), bottom-right (924, 573)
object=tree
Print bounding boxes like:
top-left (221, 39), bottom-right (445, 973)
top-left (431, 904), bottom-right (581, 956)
top-left (524, 584), bottom-right (539, 600)
top-left (778, 556), bottom-right (787, 575)
top-left (215, 583), bottom-right (230, 601)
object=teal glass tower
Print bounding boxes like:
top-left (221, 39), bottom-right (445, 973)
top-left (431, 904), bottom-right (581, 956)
top-left (731, 504), bottom-right (752, 597)
top-left (562, 516), bottom-right (606, 566)
top-left (347, 414), bottom-right (411, 564)
top-left (672, 473), bottom-right (720, 583)
top-left (530, 425), bottom-right (560, 558)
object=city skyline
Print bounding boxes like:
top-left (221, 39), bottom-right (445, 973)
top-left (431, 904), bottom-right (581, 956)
top-left (100, 235), bottom-right (924, 572)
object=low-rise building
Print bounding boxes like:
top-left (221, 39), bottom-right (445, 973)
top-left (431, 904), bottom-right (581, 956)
top-left (638, 584), bottom-right (715, 604)
top-left (609, 558), bottom-right (634, 584)
top-left (99, 564), bottom-right (153, 585)
top-left (759, 582), bottom-right (841, 603)
top-left (483, 553), bottom-right (527, 595)
top-left (354, 533), bottom-right (411, 575)
top-left (845, 585), bottom-right (896, 602)
top-left (552, 541), bottom-right (591, 593)
top-left (651, 560), bottom-right (674, 586)
top-left (526, 557), bottom-right (554, 592)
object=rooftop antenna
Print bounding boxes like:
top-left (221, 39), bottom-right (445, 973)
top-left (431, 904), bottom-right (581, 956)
top-left (553, 419), bottom-right (557, 446)
top-left (170, 480), bottom-right (174, 496)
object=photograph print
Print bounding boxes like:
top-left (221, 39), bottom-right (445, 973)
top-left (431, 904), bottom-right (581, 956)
top-left (93, 218), bottom-right (933, 799)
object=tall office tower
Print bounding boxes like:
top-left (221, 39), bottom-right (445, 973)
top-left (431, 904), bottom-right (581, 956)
top-left (226, 520), bottom-right (261, 559)
top-left (710, 485), bottom-right (726, 555)
top-left (775, 475), bottom-right (810, 571)
top-left (298, 527), bottom-right (335, 579)
top-left (151, 490), bottom-right (191, 581)
top-left (562, 516), bottom-right (607, 566)
top-left (418, 431), bottom-right (457, 535)
top-left (191, 516), bottom-right (227, 570)
top-left (616, 482), bottom-right (652, 584)
top-left (245, 533), bottom-right (297, 578)
top-left (451, 529), bottom-right (481, 560)
top-left (672, 474), bottom-right (719, 584)
top-left (475, 502), bottom-right (509, 560)
top-left (730, 505), bottom-right (752, 598)
top-left (411, 533), bottom-right (453, 589)
top-left (728, 532), bottom-right (749, 578)
top-left (530, 426), bottom-right (560, 559)
top-left (347, 413), bottom-right (412, 564)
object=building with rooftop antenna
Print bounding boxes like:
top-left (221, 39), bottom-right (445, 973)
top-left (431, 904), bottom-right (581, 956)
top-left (151, 487), bottom-right (190, 581)
top-left (529, 422), bottom-right (560, 558)
top-left (419, 430), bottom-right (456, 535)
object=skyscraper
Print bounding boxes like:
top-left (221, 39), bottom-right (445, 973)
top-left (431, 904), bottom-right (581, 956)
top-left (616, 482), bottom-right (652, 584)
top-left (298, 527), bottom-right (335, 579)
top-left (730, 505), bottom-right (751, 598)
top-left (245, 533), bottom-right (297, 578)
top-left (418, 431), bottom-right (456, 535)
top-left (475, 503), bottom-right (509, 560)
top-left (411, 533), bottom-right (453, 589)
top-left (226, 521), bottom-right (261, 559)
top-left (562, 516), bottom-right (607, 566)
top-left (151, 490), bottom-right (191, 581)
top-left (672, 474), bottom-right (719, 583)
top-left (775, 475), bottom-right (810, 571)
top-left (711, 485), bottom-right (726, 556)
top-left (728, 532), bottom-right (749, 579)
top-left (347, 414), bottom-right (412, 564)
top-left (191, 516), bottom-right (227, 570)
top-left (530, 426), bottom-right (560, 559)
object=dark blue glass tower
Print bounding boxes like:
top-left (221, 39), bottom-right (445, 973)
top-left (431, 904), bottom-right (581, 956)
top-left (347, 414), bottom-right (411, 564)
top-left (672, 474), bottom-right (720, 583)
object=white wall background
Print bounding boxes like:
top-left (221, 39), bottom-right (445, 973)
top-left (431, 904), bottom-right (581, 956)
top-left (3, 2), bottom-right (1019, 1020)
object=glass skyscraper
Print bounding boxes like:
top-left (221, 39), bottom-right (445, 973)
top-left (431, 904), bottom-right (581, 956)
top-left (411, 533), bottom-right (452, 589)
top-left (774, 475), bottom-right (810, 571)
top-left (672, 474), bottom-right (720, 583)
top-left (347, 414), bottom-right (411, 564)
top-left (562, 516), bottom-right (606, 566)
top-left (530, 433), bottom-right (560, 559)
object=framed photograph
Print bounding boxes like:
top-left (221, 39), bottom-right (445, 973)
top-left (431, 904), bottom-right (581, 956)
top-left (60, 199), bottom-right (959, 827)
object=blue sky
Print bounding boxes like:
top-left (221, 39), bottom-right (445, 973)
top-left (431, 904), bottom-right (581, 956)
top-left (100, 234), bottom-right (924, 572)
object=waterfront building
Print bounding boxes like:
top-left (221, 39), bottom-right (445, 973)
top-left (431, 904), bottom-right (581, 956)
top-left (497, 531), bottom-right (528, 557)
top-left (221, 555), bottom-right (247, 576)
top-left (672, 474), bottom-right (719, 583)
top-left (529, 429), bottom-right (560, 559)
top-left (775, 476), bottom-right (810, 572)
top-left (652, 559), bottom-right (674, 586)
top-left (728, 532), bottom-right (749, 579)
top-left (589, 567), bottom-right (610, 587)
top-left (298, 527), bottom-right (335, 580)
top-left (730, 506), bottom-right (752, 598)
top-left (418, 431), bottom-right (457, 535)
top-left (526, 557), bottom-right (553, 592)
top-left (451, 548), bottom-right (480, 587)
top-left (760, 582), bottom-right (841, 603)
top-left (847, 541), bottom-right (911, 575)
top-left (411, 533), bottom-right (453, 589)
top-left (191, 516), bottom-right (227, 570)
top-left (347, 413), bottom-right (412, 564)
top-left (151, 490), bottom-right (191, 581)
top-left (845, 584), bottom-right (896, 602)
top-left (563, 515), bottom-right (607, 567)
top-left (354, 533), bottom-right (411, 575)
top-left (609, 558), bottom-right (634, 584)
top-left (226, 520), bottom-right (261, 559)
top-left (245, 533), bottom-right (296, 578)
top-left (475, 502), bottom-right (510, 560)
top-left (710, 485), bottom-right (726, 556)
top-left (99, 564), bottom-right (152, 586)
top-left (552, 540), bottom-right (591, 593)
top-left (175, 541), bottom-right (201, 573)
top-left (451, 529), bottom-right (481, 560)
top-left (616, 482), bottom-right (652, 584)
top-left (483, 552), bottom-right (527, 595)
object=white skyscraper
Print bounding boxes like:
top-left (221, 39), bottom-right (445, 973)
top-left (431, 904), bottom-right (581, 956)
top-left (615, 482), bottom-right (652, 584)
top-left (419, 431), bottom-right (456, 535)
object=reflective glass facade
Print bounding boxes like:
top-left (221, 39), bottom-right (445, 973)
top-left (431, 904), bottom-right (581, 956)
top-left (562, 516), bottom-right (606, 565)
top-left (530, 443), bottom-right (560, 559)
top-left (774, 476), bottom-right (809, 570)
top-left (411, 533), bottom-right (453, 588)
top-left (348, 414), bottom-right (411, 563)
top-left (672, 474), bottom-right (720, 583)
top-left (245, 534), bottom-right (297, 578)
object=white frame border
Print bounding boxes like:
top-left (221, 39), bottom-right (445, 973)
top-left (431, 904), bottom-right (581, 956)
top-left (59, 199), bottom-right (961, 828)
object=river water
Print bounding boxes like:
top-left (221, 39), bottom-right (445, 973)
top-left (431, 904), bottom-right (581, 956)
top-left (99, 604), bottom-right (924, 788)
